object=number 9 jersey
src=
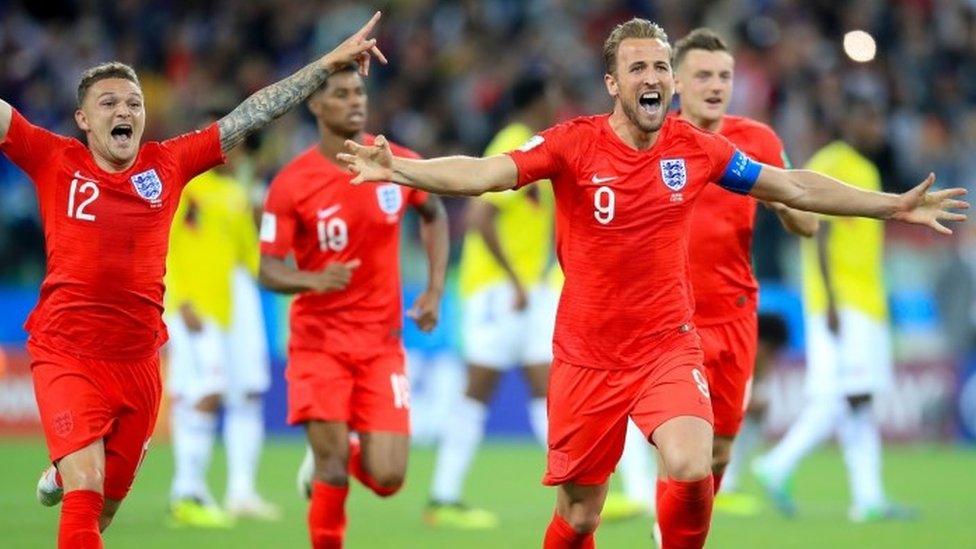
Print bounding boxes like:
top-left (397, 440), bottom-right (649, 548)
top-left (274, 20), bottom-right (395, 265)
top-left (260, 136), bottom-right (427, 352)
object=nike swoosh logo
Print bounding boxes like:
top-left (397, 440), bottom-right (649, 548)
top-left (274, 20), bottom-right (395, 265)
top-left (73, 171), bottom-right (98, 182)
top-left (317, 204), bottom-right (342, 219)
top-left (591, 174), bottom-right (618, 184)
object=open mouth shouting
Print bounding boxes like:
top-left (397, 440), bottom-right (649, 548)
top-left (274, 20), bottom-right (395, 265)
top-left (110, 123), bottom-right (134, 147)
top-left (638, 90), bottom-right (663, 117)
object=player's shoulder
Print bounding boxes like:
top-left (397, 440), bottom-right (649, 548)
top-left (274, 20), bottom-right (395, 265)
top-left (722, 115), bottom-right (780, 141)
top-left (273, 146), bottom-right (323, 182)
top-left (664, 116), bottom-right (722, 149)
top-left (532, 115), bottom-right (606, 149)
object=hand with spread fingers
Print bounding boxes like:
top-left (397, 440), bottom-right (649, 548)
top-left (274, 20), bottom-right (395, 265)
top-left (891, 173), bottom-right (969, 234)
top-left (338, 135), bottom-right (395, 184)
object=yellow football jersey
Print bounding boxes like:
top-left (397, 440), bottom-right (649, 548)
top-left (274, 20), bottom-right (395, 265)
top-left (458, 123), bottom-right (557, 296)
top-left (800, 141), bottom-right (887, 321)
top-left (165, 169), bottom-right (259, 327)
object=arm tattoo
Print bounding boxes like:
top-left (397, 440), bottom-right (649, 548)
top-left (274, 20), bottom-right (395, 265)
top-left (218, 62), bottom-right (329, 153)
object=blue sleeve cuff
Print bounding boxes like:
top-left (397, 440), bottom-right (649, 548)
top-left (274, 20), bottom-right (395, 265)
top-left (718, 149), bottom-right (762, 194)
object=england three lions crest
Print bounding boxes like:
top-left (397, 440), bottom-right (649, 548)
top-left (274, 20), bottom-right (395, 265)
top-left (130, 169), bottom-right (163, 205)
top-left (376, 183), bottom-right (403, 216)
top-left (660, 158), bottom-right (687, 192)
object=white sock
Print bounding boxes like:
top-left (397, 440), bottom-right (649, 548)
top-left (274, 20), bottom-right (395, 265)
top-left (528, 397), bottom-right (548, 447)
top-left (761, 397), bottom-right (843, 485)
top-left (618, 419), bottom-right (655, 508)
top-left (429, 397), bottom-right (487, 503)
top-left (224, 397), bottom-right (265, 502)
top-left (722, 416), bottom-right (761, 493)
top-left (838, 401), bottom-right (886, 511)
top-left (170, 400), bottom-right (218, 503)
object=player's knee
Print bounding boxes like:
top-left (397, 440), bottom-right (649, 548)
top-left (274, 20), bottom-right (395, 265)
top-left (666, 452), bottom-right (712, 481)
top-left (313, 456), bottom-right (349, 486)
top-left (564, 508), bottom-right (601, 534)
top-left (363, 464), bottom-right (406, 497)
top-left (62, 468), bottom-right (105, 492)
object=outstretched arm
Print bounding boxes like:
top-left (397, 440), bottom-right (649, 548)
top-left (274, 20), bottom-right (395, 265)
top-left (218, 12), bottom-right (386, 153)
top-left (337, 135), bottom-right (518, 196)
top-left (764, 201), bottom-right (820, 237)
top-left (750, 166), bottom-right (968, 234)
top-left (0, 99), bottom-right (11, 141)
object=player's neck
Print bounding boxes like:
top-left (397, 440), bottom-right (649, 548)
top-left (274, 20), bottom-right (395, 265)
top-left (318, 130), bottom-right (361, 167)
top-left (608, 107), bottom-right (659, 150)
top-left (90, 149), bottom-right (136, 173)
top-left (681, 111), bottom-right (723, 133)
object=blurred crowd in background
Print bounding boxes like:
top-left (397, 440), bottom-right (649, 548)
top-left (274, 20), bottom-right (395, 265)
top-left (1, 0), bottom-right (976, 359)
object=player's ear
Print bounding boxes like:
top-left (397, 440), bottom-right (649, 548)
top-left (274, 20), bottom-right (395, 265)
top-left (604, 72), bottom-right (619, 99)
top-left (74, 108), bottom-right (90, 132)
top-left (307, 93), bottom-right (322, 118)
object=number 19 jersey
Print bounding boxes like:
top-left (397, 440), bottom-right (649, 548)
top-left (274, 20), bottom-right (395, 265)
top-left (506, 115), bottom-right (757, 369)
top-left (0, 109), bottom-right (224, 360)
top-left (260, 137), bottom-right (427, 351)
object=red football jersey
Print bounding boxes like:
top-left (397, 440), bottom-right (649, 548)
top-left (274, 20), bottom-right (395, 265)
top-left (0, 109), bottom-right (224, 360)
top-left (260, 136), bottom-right (427, 351)
top-left (507, 115), bottom-right (753, 369)
top-left (687, 114), bottom-right (788, 325)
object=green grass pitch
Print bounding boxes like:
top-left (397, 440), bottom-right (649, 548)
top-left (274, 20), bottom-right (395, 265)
top-left (0, 438), bottom-right (973, 548)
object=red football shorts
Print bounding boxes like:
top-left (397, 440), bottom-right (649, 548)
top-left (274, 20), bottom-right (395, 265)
top-left (698, 312), bottom-right (758, 437)
top-left (543, 327), bottom-right (713, 486)
top-left (29, 338), bottom-right (161, 501)
top-left (286, 345), bottom-right (410, 434)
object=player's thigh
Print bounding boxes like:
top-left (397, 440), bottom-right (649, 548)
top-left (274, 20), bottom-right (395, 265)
top-left (358, 431), bottom-right (410, 482)
top-left (804, 314), bottom-right (841, 398)
top-left (165, 316), bottom-right (226, 404)
top-left (837, 308), bottom-right (893, 396)
top-left (57, 439), bottom-right (106, 492)
top-left (651, 415), bottom-right (713, 481)
top-left (349, 347), bottom-right (411, 434)
top-left (543, 359), bottom-right (630, 487)
top-left (699, 315), bottom-right (757, 438)
top-left (465, 364), bottom-right (505, 402)
top-left (103, 356), bottom-right (162, 501)
top-left (461, 284), bottom-right (522, 369)
top-left (520, 283), bottom-right (558, 368)
top-left (286, 349), bottom-right (354, 426)
top-left (225, 270), bottom-right (271, 402)
top-left (29, 341), bottom-right (115, 465)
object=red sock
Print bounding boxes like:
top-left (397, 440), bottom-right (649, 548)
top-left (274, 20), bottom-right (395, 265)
top-left (308, 481), bottom-right (348, 549)
top-left (59, 490), bottom-right (104, 549)
top-left (348, 437), bottom-right (401, 497)
top-left (712, 472), bottom-right (723, 495)
top-left (657, 477), bottom-right (714, 549)
top-left (655, 477), bottom-right (668, 514)
top-left (543, 512), bottom-right (596, 549)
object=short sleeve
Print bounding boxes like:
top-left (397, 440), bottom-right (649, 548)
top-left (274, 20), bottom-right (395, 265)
top-left (0, 109), bottom-right (73, 182)
top-left (505, 125), bottom-right (567, 189)
top-left (697, 131), bottom-right (761, 195)
top-left (161, 123), bottom-right (225, 185)
top-left (260, 176), bottom-right (298, 258)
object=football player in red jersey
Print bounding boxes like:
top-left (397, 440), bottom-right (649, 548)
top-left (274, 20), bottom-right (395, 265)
top-left (0, 12), bottom-right (386, 549)
top-left (339, 18), bottom-right (967, 549)
top-left (258, 64), bottom-right (448, 549)
top-left (605, 27), bottom-right (822, 525)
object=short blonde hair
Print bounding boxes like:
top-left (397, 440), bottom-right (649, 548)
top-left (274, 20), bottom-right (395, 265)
top-left (602, 18), bottom-right (671, 75)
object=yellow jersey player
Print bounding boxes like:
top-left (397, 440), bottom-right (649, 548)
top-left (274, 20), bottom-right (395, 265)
top-left (164, 143), bottom-right (279, 526)
top-left (425, 74), bottom-right (560, 529)
top-left (754, 97), bottom-right (915, 521)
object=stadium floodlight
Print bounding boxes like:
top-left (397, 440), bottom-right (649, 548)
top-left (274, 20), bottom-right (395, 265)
top-left (843, 30), bottom-right (877, 63)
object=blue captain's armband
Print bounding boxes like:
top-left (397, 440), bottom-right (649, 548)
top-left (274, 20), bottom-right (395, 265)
top-left (718, 149), bottom-right (762, 194)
